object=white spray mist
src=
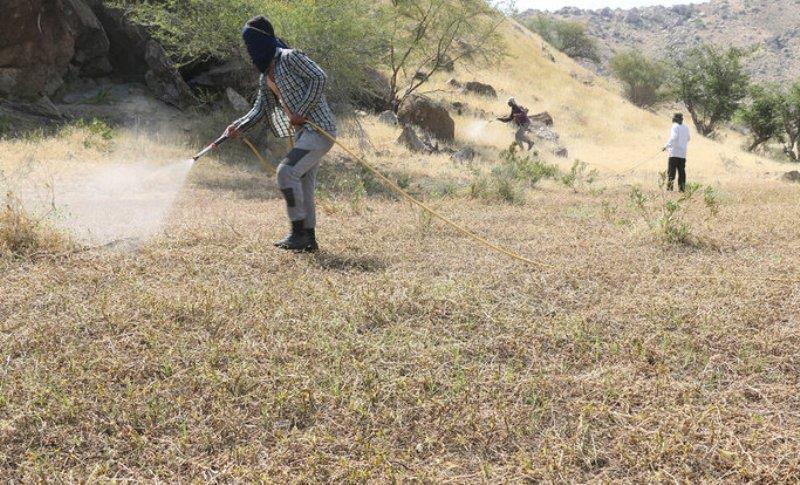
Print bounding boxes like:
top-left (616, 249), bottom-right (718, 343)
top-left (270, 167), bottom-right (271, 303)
top-left (51, 158), bottom-right (195, 245)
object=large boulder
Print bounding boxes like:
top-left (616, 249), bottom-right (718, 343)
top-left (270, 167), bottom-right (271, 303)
top-left (782, 170), bottom-right (800, 183)
top-left (398, 95), bottom-right (455, 142)
top-left (89, 3), bottom-right (149, 81)
top-left (144, 40), bottom-right (198, 109)
top-left (63, 0), bottom-right (111, 77)
top-left (530, 111), bottom-right (555, 127)
top-left (1, 0), bottom-right (76, 97)
top-left (378, 110), bottom-right (398, 126)
top-left (464, 81), bottom-right (497, 98)
top-left (226, 87), bottom-right (250, 112)
top-left (188, 58), bottom-right (253, 94)
top-left (397, 125), bottom-right (429, 153)
top-left (0, 0), bottom-right (110, 98)
top-left (90, 4), bottom-right (199, 110)
top-left (352, 66), bottom-right (392, 112)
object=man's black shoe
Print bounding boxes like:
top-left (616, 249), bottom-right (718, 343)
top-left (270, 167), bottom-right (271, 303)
top-left (305, 228), bottom-right (319, 253)
top-left (274, 220), bottom-right (311, 251)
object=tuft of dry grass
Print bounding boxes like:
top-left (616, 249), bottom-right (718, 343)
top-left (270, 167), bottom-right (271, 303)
top-left (0, 192), bottom-right (72, 258)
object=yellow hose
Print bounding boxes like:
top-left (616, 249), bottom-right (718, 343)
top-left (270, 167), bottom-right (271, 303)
top-left (304, 121), bottom-right (549, 268)
top-left (241, 136), bottom-right (275, 174)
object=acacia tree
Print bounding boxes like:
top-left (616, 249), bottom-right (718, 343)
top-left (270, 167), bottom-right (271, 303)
top-left (779, 81), bottom-right (800, 161)
top-left (672, 44), bottom-right (750, 137)
top-left (383, 0), bottom-right (506, 112)
top-left (737, 84), bottom-right (784, 152)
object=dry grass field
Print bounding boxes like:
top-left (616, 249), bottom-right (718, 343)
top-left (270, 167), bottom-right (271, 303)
top-left (2, 19), bottom-right (800, 482)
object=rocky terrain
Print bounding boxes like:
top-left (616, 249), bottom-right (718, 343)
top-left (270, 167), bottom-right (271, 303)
top-left (0, 0), bottom-right (258, 134)
top-left (520, 0), bottom-right (800, 84)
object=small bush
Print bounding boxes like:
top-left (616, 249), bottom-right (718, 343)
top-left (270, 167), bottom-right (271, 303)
top-left (60, 119), bottom-right (116, 151)
top-left (470, 149), bottom-right (559, 204)
top-left (610, 50), bottom-right (667, 108)
top-left (492, 148), bottom-right (559, 186)
top-left (562, 160), bottom-right (598, 193)
top-left (525, 15), bottom-right (600, 63)
top-left (628, 182), bottom-right (719, 244)
top-left (1, 193), bottom-right (71, 258)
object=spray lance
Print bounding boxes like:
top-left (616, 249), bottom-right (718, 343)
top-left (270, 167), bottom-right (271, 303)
top-left (191, 133), bottom-right (230, 162)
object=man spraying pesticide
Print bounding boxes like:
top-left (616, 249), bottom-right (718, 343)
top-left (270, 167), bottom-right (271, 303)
top-left (497, 97), bottom-right (535, 152)
top-left (193, 16), bottom-right (336, 252)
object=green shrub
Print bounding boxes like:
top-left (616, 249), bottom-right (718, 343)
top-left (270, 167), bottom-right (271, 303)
top-left (114, 0), bottom-right (383, 103)
top-left (610, 50), bottom-right (667, 108)
top-left (561, 160), bottom-right (598, 193)
top-left (469, 149), bottom-right (559, 204)
top-left (778, 80), bottom-right (800, 161)
top-left (60, 119), bottom-right (116, 150)
top-left (628, 182), bottom-right (719, 244)
top-left (492, 148), bottom-right (559, 186)
top-left (524, 15), bottom-right (600, 63)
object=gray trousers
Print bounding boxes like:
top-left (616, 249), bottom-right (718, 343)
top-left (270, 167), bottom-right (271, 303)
top-left (515, 124), bottom-right (535, 150)
top-left (276, 126), bottom-right (334, 229)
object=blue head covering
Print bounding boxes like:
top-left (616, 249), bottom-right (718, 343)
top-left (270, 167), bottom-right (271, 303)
top-left (242, 16), bottom-right (288, 73)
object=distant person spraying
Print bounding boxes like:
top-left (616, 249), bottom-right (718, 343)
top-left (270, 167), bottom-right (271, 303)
top-left (497, 97), bottom-right (535, 151)
top-left (662, 113), bottom-right (691, 192)
top-left (223, 16), bottom-right (336, 252)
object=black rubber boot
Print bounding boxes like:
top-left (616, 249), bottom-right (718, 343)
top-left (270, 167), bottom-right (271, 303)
top-left (274, 220), bottom-right (310, 251)
top-left (305, 228), bottom-right (319, 253)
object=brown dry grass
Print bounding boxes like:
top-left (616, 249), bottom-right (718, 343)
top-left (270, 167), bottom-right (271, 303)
top-left (2, 17), bottom-right (800, 482)
top-left (0, 193), bottom-right (73, 258)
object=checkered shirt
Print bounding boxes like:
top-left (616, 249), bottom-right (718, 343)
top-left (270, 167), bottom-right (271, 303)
top-left (234, 48), bottom-right (337, 138)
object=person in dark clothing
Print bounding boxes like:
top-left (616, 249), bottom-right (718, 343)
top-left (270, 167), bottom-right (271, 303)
top-left (497, 97), bottom-right (535, 151)
top-left (662, 112), bottom-right (691, 192)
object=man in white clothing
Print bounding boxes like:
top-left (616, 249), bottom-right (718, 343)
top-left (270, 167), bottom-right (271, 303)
top-left (663, 112), bottom-right (691, 192)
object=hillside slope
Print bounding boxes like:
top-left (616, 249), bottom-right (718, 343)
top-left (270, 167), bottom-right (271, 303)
top-left (520, 0), bottom-right (800, 84)
top-left (387, 17), bottom-right (785, 181)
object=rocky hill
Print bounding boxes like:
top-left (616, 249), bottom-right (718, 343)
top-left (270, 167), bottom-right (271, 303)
top-left (520, 0), bottom-right (800, 84)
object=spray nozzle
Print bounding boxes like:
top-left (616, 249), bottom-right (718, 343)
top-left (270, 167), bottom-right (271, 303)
top-left (192, 133), bottom-right (232, 162)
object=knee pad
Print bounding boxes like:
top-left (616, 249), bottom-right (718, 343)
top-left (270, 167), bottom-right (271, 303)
top-left (281, 188), bottom-right (296, 207)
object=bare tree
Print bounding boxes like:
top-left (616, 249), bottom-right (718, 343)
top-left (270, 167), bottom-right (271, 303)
top-left (383, 0), bottom-right (506, 112)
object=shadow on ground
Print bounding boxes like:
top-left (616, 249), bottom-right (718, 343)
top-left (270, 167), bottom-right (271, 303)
top-left (312, 252), bottom-right (388, 273)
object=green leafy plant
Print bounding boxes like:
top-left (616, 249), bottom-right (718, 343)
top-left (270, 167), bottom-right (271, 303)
top-left (469, 149), bottom-right (559, 204)
top-left (777, 80), bottom-right (800, 161)
top-left (736, 84), bottom-right (784, 152)
top-left (610, 50), bottom-right (668, 108)
top-left (561, 160), bottom-right (598, 193)
top-left (628, 182), bottom-right (719, 244)
top-left (524, 15), bottom-right (600, 63)
top-left (114, 0), bottom-right (384, 104)
top-left (671, 44), bottom-right (751, 136)
top-left (492, 148), bottom-right (559, 186)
